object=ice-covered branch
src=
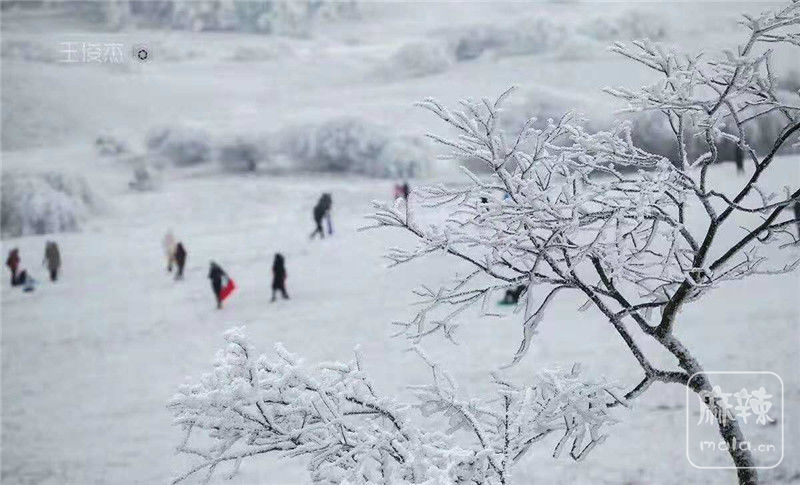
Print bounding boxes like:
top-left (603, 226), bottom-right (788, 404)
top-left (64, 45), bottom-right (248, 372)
top-left (170, 329), bottom-right (623, 484)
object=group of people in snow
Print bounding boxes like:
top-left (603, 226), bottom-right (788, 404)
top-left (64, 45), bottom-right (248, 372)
top-left (158, 192), bottom-right (334, 309)
top-left (5, 241), bottom-right (62, 293)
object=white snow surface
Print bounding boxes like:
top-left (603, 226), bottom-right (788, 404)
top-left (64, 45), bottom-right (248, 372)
top-left (2, 2), bottom-right (799, 484)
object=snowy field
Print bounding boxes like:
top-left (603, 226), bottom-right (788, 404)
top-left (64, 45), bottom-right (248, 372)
top-left (2, 2), bottom-right (799, 485)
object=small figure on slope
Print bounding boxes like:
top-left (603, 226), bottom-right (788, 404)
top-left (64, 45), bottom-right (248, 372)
top-left (271, 253), bottom-right (289, 302)
top-left (310, 193), bottom-right (333, 239)
top-left (174, 242), bottom-right (187, 280)
top-left (43, 241), bottom-right (61, 282)
top-left (6, 248), bottom-right (20, 285)
top-left (208, 261), bottom-right (235, 309)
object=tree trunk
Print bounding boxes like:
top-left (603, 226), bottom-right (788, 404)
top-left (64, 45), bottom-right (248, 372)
top-left (659, 334), bottom-right (758, 484)
top-left (688, 374), bottom-right (759, 485)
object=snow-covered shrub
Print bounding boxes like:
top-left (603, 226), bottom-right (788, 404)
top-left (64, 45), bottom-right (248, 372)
top-left (376, 137), bottom-right (429, 178)
top-left (446, 17), bottom-right (567, 62)
top-left (1, 172), bottom-right (99, 238)
top-left (216, 135), bottom-right (268, 172)
top-left (128, 160), bottom-right (162, 191)
top-left (282, 118), bottom-right (428, 178)
top-left (145, 125), bottom-right (211, 167)
top-left (95, 133), bottom-right (129, 156)
top-left (578, 10), bottom-right (668, 42)
top-left (127, 0), bottom-right (358, 35)
top-left (380, 40), bottom-right (453, 79)
top-left (495, 16), bottom-right (568, 57)
top-left (170, 328), bottom-right (622, 484)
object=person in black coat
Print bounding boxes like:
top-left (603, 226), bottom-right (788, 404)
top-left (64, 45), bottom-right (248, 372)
top-left (310, 193), bottom-right (333, 239)
top-left (208, 261), bottom-right (226, 309)
top-left (174, 242), bottom-right (187, 280)
top-left (271, 253), bottom-right (289, 302)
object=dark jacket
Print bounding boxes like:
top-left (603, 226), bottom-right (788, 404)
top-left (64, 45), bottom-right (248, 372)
top-left (208, 263), bottom-right (225, 294)
top-left (313, 193), bottom-right (332, 222)
top-left (175, 243), bottom-right (187, 266)
top-left (272, 254), bottom-right (286, 289)
top-left (44, 242), bottom-right (61, 271)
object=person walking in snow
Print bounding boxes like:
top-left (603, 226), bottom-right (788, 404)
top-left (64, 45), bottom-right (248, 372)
top-left (163, 230), bottom-right (177, 272)
top-left (174, 242), bottom-right (187, 280)
top-left (42, 241), bottom-right (61, 282)
top-left (208, 261), bottom-right (229, 309)
top-left (271, 253), bottom-right (289, 302)
top-left (6, 248), bottom-right (20, 285)
top-left (310, 193), bottom-right (333, 239)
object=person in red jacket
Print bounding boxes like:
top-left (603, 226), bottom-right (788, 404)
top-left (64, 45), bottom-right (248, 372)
top-left (6, 248), bottom-right (20, 285)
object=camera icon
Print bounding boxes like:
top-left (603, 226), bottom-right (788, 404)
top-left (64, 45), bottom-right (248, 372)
top-left (131, 44), bottom-right (151, 63)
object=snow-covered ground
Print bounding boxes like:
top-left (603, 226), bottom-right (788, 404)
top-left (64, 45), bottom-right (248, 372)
top-left (2, 2), bottom-right (799, 484)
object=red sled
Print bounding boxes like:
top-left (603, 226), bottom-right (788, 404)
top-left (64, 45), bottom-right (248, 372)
top-left (220, 277), bottom-right (236, 301)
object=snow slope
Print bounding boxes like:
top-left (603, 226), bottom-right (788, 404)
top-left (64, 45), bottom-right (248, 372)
top-left (1, 150), bottom-right (799, 484)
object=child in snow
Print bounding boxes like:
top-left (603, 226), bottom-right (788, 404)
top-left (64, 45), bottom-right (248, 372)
top-left (174, 242), bottom-right (187, 280)
top-left (163, 230), bottom-right (177, 272)
top-left (21, 271), bottom-right (36, 292)
top-left (309, 193), bottom-right (333, 239)
top-left (271, 253), bottom-right (289, 302)
top-left (208, 261), bottom-right (231, 309)
top-left (6, 248), bottom-right (20, 285)
top-left (43, 241), bottom-right (61, 282)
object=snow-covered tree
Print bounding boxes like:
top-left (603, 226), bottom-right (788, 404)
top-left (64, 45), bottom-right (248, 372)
top-left (366, 3), bottom-right (799, 484)
top-left (169, 328), bottom-right (622, 484)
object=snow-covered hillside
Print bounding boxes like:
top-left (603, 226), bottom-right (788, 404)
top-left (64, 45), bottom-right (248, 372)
top-left (2, 2), bottom-right (798, 484)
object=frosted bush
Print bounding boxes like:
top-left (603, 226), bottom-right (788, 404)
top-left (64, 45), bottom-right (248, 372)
top-left (128, 159), bottom-right (162, 192)
top-left (578, 10), bottom-right (668, 41)
top-left (146, 125), bottom-right (211, 167)
top-left (446, 17), bottom-right (568, 62)
top-left (170, 328), bottom-right (622, 484)
top-left (1, 172), bottom-right (99, 238)
top-left (126, 0), bottom-right (357, 35)
top-left (217, 135), bottom-right (268, 172)
top-left (95, 133), bottom-right (129, 156)
top-left (380, 41), bottom-right (453, 79)
top-left (376, 137), bottom-right (429, 178)
top-left (282, 118), bottom-right (428, 178)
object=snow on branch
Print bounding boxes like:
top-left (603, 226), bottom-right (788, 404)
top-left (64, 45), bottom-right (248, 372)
top-left (170, 328), bottom-right (622, 484)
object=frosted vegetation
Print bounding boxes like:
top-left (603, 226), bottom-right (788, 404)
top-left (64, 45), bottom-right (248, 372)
top-left (173, 2), bottom-right (799, 484)
top-left (141, 119), bottom-right (429, 177)
top-left (1, 172), bottom-right (100, 238)
top-left (0, 1), bottom-right (360, 36)
top-left (280, 118), bottom-right (429, 178)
